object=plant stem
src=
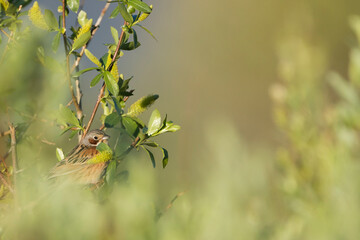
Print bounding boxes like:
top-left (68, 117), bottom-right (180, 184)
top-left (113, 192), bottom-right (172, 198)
top-left (70, 2), bottom-right (111, 73)
top-left (62, 0), bottom-right (83, 134)
top-left (0, 172), bottom-right (14, 194)
top-left (9, 124), bottom-right (17, 194)
top-left (82, 21), bottom-right (127, 137)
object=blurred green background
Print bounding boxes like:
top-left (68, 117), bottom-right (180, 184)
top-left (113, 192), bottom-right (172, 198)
top-left (2, 0), bottom-right (360, 239)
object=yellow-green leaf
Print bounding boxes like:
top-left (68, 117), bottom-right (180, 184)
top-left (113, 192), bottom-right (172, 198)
top-left (0, 0), bottom-right (9, 11)
top-left (84, 49), bottom-right (102, 67)
top-left (74, 18), bottom-right (92, 42)
top-left (133, 5), bottom-right (152, 25)
top-left (125, 94), bottom-right (159, 117)
top-left (28, 1), bottom-right (49, 30)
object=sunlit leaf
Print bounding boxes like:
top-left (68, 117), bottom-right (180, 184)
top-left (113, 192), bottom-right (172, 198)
top-left (72, 67), bottom-right (99, 77)
top-left (84, 49), bottom-right (102, 67)
top-left (125, 94), bottom-right (159, 117)
top-left (105, 160), bottom-right (117, 184)
top-left (142, 146), bottom-right (155, 168)
top-left (56, 148), bottom-right (64, 161)
top-left (97, 142), bottom-right (112, 153)
top-left (68, 0), bottom-right (79, 13)
top-left (44, 9), bottom-right (58, 30)
top-left (78, 10), bottom-right (88, 26)
top-left (90, 73), bottom-right (103, 87)
top-left (0, 0), bottom-right (9, 11)
top-left (128, 0), bottom-right (152, 13)
top-left (136, 24), bottom-right (157, 41)
top-left (104, 71), bottom-right (119, 96)
top-left (105, 112), bottom-right (121, 128)
top-left (71, 31), bottom-right (91, 52)
top-left (51, 32), bottom-right (61, 52)
top-left (110, 5), bottom-right (120, 19)
top-left (118, 3), bottom-right (133, 24)
top-left (147, 109), bottom-right (161, 136)
top-left (58, 104), bottom-right (80, 126)
top-left (28, 1), bottom-right (48, 30)
top-left (161, 147), bottom-right (169, 168)
top-left (122, 116), bottom-right (139, 137)
top-left (110, 26), bottom-right (119, 44)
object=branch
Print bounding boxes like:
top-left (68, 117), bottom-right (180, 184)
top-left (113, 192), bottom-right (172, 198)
top-left (0, 172), bottom-right (14, 194)
top-left (62, 0), bottom-right (83, 127)
top-left (82, 21), bottom-right (127, 137)
top-left (9, 124), bottom-right (17, 192)
top-left (70, 2), bottom-right (111, 73)
top-left (156, 191), bottom-right (187, 220)
top-left (0, 130), bottom-right (11, 137)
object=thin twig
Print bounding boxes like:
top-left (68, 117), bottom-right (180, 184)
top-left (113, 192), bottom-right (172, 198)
top-left (0, 130), bottom-right (11, 137)
top-left (0, 31), bottom-right (13, 64)
top-left (0, 29), bottom-right (12, 39)
top-left (82, 21), bottom-right (127, 137)
top-left (61, 0), bottom-right (83, 124)
top-left (9, 124), bottom-right (17, 193)
top-left (70, 2), bottom-right (111, 73)
top-left (156, 191), bottom-right (187, 220)
top-left (0, 172), bottom-right (14, 194)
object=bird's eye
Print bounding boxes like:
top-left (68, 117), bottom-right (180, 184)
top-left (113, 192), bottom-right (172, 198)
top-left (93, 136), bottom-right (98, 140)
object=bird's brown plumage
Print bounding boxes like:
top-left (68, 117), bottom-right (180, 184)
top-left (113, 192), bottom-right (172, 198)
top-left (49, 130), bottom-right (110, 184)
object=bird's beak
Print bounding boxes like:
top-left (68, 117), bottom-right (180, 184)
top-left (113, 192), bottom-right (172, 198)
top-left (102, 135), bottom-right (109, 144)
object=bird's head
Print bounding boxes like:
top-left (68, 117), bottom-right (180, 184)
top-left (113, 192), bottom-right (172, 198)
top-left (81, 129), bottom-right (110, 147)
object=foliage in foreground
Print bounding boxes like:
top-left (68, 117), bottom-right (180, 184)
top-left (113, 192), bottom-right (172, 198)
top-left (0, 0), bottom-right (179, 202)
top-left (1, 1), bottom-right (360, 240)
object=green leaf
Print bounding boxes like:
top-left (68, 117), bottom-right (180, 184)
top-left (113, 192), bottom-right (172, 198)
top-left (58, 104), bottom-right (80, 126)
top-left (154, 120), bottom-right (181, 136)
top-left (328, 72), bottom-right (359, 105)
top-left (51, 32), bottom-right (61, 52)
top-left (161, 147), bottom-right (169, 168)
top-left (110, 26), bottom-right (119, 44)
top-left (78, 10), bottom-right (87, 26)
top-left (56, 148), bottom-right (64, 161)
top-left (128, 0), bottom-right (152, 13)
top-left (142, 141), bottom-right (159, 147)
top-left (137, 24), bottom-right (157, 41)
top-left (120, 76), bottom-right (133, 91)
top-left (71, 31), bottom-right (91, 52)
top-left (110, 5), bottom-right (120, 19)
top-left (44, 9), bottom-right (58, 30)
top-left (143, 146), bottom-right (155, 168)
top-left (68, 0), bottom-right (79, 13)
top-left (90, 73), bottom-right (103, 87)
top-left (147, 109), bottom-right (162, 136)
top-left (69, 129), bottom-right (80, 139)
top-left (97, 142), bottom-right (112, 153)
top-left (109, 97), bottom-right (122, 115)
top-left (133, 28), bottom-right (138, 46)
top-left (72, 67), bottom-right (99, 77)
top-left (84, 49), bottom-right (102, 67)
top-left (122, 116), bottom-right (139, 137)
top-left (120, 41), bottom-right (141, 51)
top-left (105, 112), bottom-right (121, 128)
top-left (104, 71), bottom-right (119, 96)
top-left (133, 10), bottom-right (151, 25)
top-left (118, 3), bottom-right (133, 24)
top-left (125, 94), bottom-right (159, 117)
top-left (129, 116), bottom-right (145, 128)
top-left (106, 160), bottom-right (117, 184)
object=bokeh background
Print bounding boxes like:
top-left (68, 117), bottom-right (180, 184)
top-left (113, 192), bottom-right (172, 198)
top-left (2, 0), bottom-right (360, 239)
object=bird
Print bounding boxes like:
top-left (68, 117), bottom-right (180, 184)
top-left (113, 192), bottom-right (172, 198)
top-left (48, 129), bottom-right (112, 184)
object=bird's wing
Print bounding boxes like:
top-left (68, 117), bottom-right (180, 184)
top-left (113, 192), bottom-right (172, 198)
top-left (66, 145), bottom-right (98, 164)
top-left (48, 161), bottom-right (86, 179)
